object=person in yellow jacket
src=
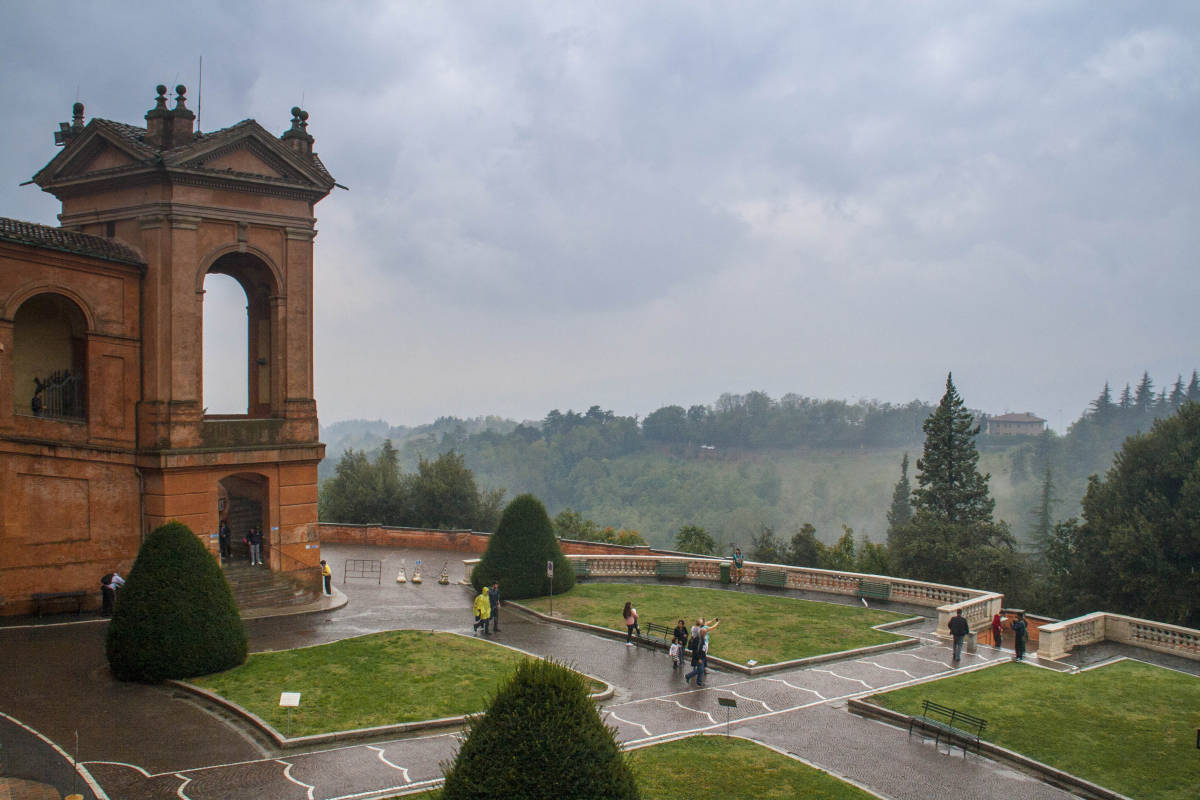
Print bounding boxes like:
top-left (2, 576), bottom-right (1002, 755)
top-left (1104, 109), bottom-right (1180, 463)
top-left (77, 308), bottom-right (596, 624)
top-left (472, 586), bottom-right (492, 635)
top-left (320, 559), bottom-right (332, 596)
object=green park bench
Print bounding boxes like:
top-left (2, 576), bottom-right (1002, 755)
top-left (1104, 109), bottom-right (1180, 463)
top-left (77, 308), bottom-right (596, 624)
top-left (756, 568), bottom-right (789, 588)
top-left (908, 699), bottom-right (987, 757)
top-left (855, 579), bottom-right (891, 601)
top-left (655, 561), bottom-right (689, 579)
top-left (573, 561), bottom-right (590, 578)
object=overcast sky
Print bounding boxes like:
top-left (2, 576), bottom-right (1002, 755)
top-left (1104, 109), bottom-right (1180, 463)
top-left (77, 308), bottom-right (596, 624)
top-left (3, 2), bottom-right (1197, 432)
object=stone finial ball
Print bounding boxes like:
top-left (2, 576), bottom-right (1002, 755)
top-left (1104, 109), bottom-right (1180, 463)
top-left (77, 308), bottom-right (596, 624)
top-left (300, 109), bottom-right (309, 121)
top-left (176, 85), bottom-right (187, 96)
top-left (156, 85), bottom-right (167, 96)
top-left (292, 106), bottom-right (302, 117)
top-left (73, 102), bottom-right (84, 114)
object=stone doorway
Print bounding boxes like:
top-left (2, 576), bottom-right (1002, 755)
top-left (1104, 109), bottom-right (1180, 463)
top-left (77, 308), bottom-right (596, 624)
top-left (217, 473), bottom-right (270, 565)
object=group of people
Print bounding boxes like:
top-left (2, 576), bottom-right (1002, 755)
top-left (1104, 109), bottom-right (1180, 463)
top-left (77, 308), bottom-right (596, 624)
top-left (624, 601), bottom-right (721, 688)
top-left (217, 520), bottom-right (264, 566)
top-left (947, 608), bottom-right (1029, 662)
top-left (472, 582), bottom-right (502, 635)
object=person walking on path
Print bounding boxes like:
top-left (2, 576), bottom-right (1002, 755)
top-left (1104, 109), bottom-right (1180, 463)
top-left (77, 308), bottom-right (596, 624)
top-left (218, 521), bottom-right (231, 560)
top-left (991, 612), bottom-right (1005, 649)
top-left (948, 609), bottom-right (970, 662)
top-left (731, 547), bottom-right (745, 585)
top-left (473, 587), bottom-right (492, 635)
top-left (1011, 612), bottom-right (1028, 661)
top-left (489, 582), bottom-right (501, 632)
top-left (320, 560), bottom-right (332, 596)
top-left (622, 601), bottom-right (640, 645)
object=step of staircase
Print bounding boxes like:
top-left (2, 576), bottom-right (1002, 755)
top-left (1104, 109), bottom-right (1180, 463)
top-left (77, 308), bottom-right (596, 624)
top-left (222, 560), bottom-right (320, 611)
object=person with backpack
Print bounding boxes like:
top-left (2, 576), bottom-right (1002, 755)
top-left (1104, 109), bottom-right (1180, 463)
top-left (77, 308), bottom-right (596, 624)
top-left (100, 571), bottom-right (125, 616)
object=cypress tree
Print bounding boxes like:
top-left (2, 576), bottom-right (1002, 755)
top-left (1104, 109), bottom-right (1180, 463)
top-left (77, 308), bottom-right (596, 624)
top-left (912, 373), bottom-right (994, 524)
top-left (441, 659), bottom-right (639, 799)
top-left (885, 453), bottom-right (912, 545)
top-left (473, 494), bottom-right (574, 599)
top-left (106, 521), bottom-right (247, 682)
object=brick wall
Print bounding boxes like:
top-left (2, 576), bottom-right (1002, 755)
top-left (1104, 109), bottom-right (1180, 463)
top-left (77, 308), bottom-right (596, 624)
top-left (316, 523), bottom-right (669, 557)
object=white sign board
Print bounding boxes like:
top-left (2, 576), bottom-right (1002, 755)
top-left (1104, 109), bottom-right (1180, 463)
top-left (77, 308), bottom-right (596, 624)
top-left (546, 560), bottom-right (554, 577)
top-left (279, 692), bottom-right (302, 708)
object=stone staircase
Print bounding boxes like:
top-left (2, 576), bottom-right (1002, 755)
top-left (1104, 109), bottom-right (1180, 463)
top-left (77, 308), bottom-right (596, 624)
top-left (222, 560), bottom-right (320, 612)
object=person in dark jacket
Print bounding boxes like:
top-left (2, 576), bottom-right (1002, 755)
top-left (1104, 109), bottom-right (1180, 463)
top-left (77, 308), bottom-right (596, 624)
top-left (218, 521), bottom-right (231, 559)
top-left (489, 582), bottom-right (501, 632)
top-left (246, 527), bottom-right (263, 566)
top-left (948, 609), bottom-right (970, 662)
top-left (1011, 612), bottom-right (1029, 661)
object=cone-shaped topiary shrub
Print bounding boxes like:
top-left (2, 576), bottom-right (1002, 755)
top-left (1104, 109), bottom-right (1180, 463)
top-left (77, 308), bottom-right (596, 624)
top-left (441, 658), bottom-right (639, 800)
top-left (106, 520), bottom-right (247, 682)
top-left (472, 493), bottom-right (574, 599)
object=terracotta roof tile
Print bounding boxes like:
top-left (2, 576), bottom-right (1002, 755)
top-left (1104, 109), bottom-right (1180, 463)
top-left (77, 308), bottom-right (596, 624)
top-left (0, 217), bottom-right (144, 267)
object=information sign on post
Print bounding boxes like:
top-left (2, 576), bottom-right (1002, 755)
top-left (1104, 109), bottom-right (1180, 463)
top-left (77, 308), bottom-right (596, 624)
top-left (547, 560), bottom-right (555, 616)
top-left (717, 696), bottom-right (737, 737)
top-left (280, 692), bottom-right (301, 739)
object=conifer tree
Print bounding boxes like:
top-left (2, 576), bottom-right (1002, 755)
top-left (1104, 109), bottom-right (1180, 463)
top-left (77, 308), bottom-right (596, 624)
top-left (473, 494), bottom-right (574, 599)
top-left (442, 659), bottom-right (639, 800)
top-left (1134, 371), bottom-right (1155, 413)
top-left (1118, 383), bottom-right (1133, 409)
top-left (1169, 375), bottom-right (1186, 409)
top-left (1188, 370), bottom-right (1200, 404)
top-left (1089, 382), bottom-right (1115, 418)
top-left (885, 453), bottom-right (912, 545)
top-left (911, 373), bottom-right (994, 524)
top-left (1029, 464), bottom-right (1057, 553)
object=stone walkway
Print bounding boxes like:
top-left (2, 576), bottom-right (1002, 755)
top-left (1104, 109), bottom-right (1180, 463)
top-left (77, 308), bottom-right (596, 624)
top-left (0, 544), bottom-right (1085, 799)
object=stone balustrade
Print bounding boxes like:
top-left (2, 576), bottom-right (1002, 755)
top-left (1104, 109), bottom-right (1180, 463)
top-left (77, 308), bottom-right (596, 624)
top-left (1038, 612), bottom-right (1200, 662)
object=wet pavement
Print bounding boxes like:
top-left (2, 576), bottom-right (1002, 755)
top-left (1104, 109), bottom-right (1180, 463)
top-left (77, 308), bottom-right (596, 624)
top-left (1, 544), bottom-right (1091, 799)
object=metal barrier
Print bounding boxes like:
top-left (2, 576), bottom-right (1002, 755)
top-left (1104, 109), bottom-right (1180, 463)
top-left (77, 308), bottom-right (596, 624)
top-left (343, 559), bottom-right (382, 584)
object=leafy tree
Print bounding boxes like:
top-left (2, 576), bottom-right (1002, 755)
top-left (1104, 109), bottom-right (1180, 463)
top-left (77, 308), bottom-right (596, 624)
top-left (1053, 403), bottom-right (1200, 627)
top-left (473, 494), bottom-right (574, 599)
top-left (106, 521), bottom-right (246, 682)
top-left (856, 538), bottom-right (891, 576)
top-left (787, 523), bottom-right (824, 567)
top-left (553, 508), bottom-right (600, 541)
top-left (613, 529), bottom-right (647, 546)
top-left (674, 524), bottom-right (715, 555)
top-left (821, 526), bottom-right (857, 571)
top-left (643, 405), bottom-right (687, 444)
top-left (749, 524), bottom-right (785, 564)
top-left (911, 373), bottom-right (995, 524)
top-left (441, 658), bottom-right (639, 800)
top-left (885, 453), bottom-right (912, 543)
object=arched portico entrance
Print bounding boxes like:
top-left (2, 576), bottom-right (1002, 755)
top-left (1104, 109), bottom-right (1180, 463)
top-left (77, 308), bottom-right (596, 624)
top-left (218, 472), bottom-right (271, 565)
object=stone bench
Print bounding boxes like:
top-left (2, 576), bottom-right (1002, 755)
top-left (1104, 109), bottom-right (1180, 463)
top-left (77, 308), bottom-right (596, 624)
top-left (31, 590), bottom-right (88, 617)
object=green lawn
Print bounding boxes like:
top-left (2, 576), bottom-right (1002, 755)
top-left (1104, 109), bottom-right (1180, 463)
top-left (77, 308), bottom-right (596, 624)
top-left (190, 630), bottom-right (597, 737)
top-left (870, 660), bottom-right (1200, 800)
top-left (521, 582), bottom-right (907, 664)
top-left (412, 735), bottom-right (876, 799)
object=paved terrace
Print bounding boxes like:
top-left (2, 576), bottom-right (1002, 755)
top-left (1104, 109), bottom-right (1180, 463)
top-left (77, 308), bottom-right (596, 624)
top-left (1, 543), bottom-right (1109, 800)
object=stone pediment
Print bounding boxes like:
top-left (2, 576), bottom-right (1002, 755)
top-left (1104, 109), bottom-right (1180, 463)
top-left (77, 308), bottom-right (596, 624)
top-left (34, 118), bottom-right (335, 198)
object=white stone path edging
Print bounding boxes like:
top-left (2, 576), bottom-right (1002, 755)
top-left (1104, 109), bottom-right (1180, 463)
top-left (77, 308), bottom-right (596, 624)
top-left (168, 630), bottom-right (615, 749)
top-left (506, 597), bottom-right (925, 675)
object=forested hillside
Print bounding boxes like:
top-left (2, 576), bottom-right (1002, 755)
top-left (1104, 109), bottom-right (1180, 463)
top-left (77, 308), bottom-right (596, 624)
top-left (318, 372), bottom-right (1198, 552)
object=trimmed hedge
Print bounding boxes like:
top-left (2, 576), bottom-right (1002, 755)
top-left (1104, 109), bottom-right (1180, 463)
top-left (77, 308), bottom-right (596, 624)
top-left (106, 521), bottom-right (247, 682)
top-left (472, 494), bottom-right (574, 599)
top-left (441, 658), bottom-right (639, 799)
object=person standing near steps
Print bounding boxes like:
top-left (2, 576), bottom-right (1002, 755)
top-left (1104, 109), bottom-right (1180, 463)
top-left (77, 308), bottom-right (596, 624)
top-left (623, 601), bottom-right (640, 645)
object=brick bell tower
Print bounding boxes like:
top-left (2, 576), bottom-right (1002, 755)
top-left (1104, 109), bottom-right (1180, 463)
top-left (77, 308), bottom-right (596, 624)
top-left (32, 84), bottom-right (336, 579)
